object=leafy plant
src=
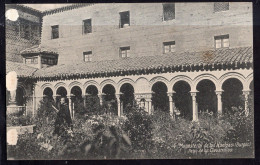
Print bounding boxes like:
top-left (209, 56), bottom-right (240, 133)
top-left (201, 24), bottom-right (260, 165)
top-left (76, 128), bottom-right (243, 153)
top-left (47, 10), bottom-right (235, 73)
top-left (123, 106), bottom-right (153, 153)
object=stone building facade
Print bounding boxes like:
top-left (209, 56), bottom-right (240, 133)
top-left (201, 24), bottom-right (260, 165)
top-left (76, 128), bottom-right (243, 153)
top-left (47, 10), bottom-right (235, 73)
top-left (6, 4), bottom-right (42, 63)
top-left (6, 3), bottom-right (253, 121)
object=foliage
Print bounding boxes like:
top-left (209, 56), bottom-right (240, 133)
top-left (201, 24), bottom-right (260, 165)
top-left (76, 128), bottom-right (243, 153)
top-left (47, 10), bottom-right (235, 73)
top-left (8, 98), bottom-right (254, 159)
top-left (6, 114), bottom-right (33, 127)
top-left (123, 106), bottom-right (153, 153)
top-left (150, 110), bottom-right (233, 158)
top-left (223, 106), bottom-right (254, 143)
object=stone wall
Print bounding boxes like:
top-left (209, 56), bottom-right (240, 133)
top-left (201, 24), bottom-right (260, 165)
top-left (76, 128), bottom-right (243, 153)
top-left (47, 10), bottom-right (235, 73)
top-left (6, 5), bottom-right (42, 63)
top-left (40, 3), bottom-right (253, 64)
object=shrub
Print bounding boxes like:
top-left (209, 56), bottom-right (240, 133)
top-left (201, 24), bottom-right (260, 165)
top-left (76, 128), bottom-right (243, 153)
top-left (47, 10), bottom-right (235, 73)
top-left (150, 110), bottom-right (233, 158)
top-left (223, 106), bottom-right (254, 143)
top-left (123, 106), bottom-right (153, 155)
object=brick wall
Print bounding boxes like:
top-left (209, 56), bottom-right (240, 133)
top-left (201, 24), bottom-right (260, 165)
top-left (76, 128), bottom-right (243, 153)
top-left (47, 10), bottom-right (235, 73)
top-left (6, 6), bottom-right (41, 63)
top-left (40, 3), bottom-right (253, 64)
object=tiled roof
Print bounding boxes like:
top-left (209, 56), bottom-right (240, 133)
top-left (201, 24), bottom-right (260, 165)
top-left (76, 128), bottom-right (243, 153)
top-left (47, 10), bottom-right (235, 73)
top-left (20, 45), bottom-right (58, 55)
top-left (43, 4), bottom-right (94, 16)
top-left (34, 46), bottom-right (253, 80)
top-left (6, 61), bottom-right (38, 78)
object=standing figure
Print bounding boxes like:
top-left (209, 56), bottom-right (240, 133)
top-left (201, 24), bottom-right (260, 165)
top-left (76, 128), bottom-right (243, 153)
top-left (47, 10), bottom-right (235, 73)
top-left (53, 97), bottom-right (73, 136)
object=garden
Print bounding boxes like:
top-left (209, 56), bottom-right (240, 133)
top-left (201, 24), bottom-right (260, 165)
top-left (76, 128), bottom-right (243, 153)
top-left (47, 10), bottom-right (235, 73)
top-left (7, 95), bottom-right (254, 159)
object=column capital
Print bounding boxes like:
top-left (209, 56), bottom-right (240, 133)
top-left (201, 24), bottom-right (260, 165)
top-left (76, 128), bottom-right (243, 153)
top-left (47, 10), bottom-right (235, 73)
top-left (85, 93), bottom-right (91, 96)
top-left (53, 94), bottom-right (61, 97)
top-left (146, 98), bottom-right (152, 102)
top-left (134, 92), bottom-right (153, 100)
top-left (167, 91), bottom-right (175, 97)
top-left (98, 93), bottom-right (106, 96)
top-left (190, 91), bottom-right (198, 97)
top-left (215, 90), bottom-right (223, 95)
top-left (67, 94), bottom-right (75, 99)
top-left (242, 90), bottom-right (251, 95)
top-left (115, 92), bottom-right (123, 96)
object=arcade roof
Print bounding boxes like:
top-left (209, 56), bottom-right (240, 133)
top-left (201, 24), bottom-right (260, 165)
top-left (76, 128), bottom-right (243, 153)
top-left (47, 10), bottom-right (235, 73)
top-left (20, 45), bottom-right (58, 56)
top-left (33, 46), bottom-right (253, 81)
top-left (6, 61), bottom-right (37, 78)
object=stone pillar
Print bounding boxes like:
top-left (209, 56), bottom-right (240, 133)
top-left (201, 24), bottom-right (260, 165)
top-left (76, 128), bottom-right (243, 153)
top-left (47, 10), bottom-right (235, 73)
top-left (215, 91), bottom-right (223, 115)
top-left (116, 93), bottom-right (122, 116)
top-left (167, 92), bottom-right (175, 117)
top-left (136, 98), bottom-right (141, 107)
top-left (98, 93), bottom-right (105, 106)
top-left (190, 92), bottom-right (198, 121)
top-left (67, 95), bottom-right (73, 119)
top-left (37, 54), bottom-right (42, 69)
top-left (9, 90), bottom-right (17, 105)
top-left (83, 94), bottom-right (88, 108)
top-left (146, 98), bottom-right (152, 115)
top-left (243, 90), bottom-right (250, 116)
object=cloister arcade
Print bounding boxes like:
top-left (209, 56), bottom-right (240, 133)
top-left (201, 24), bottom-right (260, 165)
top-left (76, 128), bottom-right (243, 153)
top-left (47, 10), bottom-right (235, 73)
top-left (35, 70), bottom-right (253, 121)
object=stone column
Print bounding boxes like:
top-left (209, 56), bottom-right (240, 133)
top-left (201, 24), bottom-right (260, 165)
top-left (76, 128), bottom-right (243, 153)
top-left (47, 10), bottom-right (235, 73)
top-left (215, 91), bottom-right (223, 115)
top-left (243, 90), bottom-right (250, 116)
top-left (98, 93), bottom-right (105, 106)
top-left (167, 92), bottom-right (175, 117)
top-left (9, 90), bottom-right (17, 105)
top-left (190, 92), bottom-right (198, 121)
top-left (116, 93), bottom-right (122, 116)
top-left (136, 98), bottom-right (141, 108)
top-left (146, 98), bottom-right (152, 115)
top-left (37, 54), bottom-right (42, 69)
top-left (67, 95), bottom-right (73, 119)
top-left (83, 94), bottom-right (88, 108)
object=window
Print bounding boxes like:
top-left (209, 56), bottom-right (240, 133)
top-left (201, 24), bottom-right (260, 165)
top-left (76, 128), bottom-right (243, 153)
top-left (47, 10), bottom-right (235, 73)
top-left (51, 25), bottom-right (59, 39)
top-left (214, 35), bottom-right (229, 49)
top-left (25, 57), bottom-right (38, 64)
top-left (120, 47), bottom-right (130, 58)
top-left (83, 19), bottom-right (92, 34)
top-left (119, 11), bottom-right (130, 28)
top-left (41, 57), bottom-right (56, 65)
top-left (31, 23), bottom-right (40, 39)
top-left (83, 51), bottom-right (93, 62)
top-left (33, 57), bottom-right (38, 64)
top-left (163, 3), bottom-right (175, 21)
top-left (41, 57), bottom-right (48, 64)
top-left (214, 2), bottom-right (229, 12)
top-left (25, 58), bottom-right (32, 64)
top-left (20, 22), bottom-right (30, 40)
top-left (163, 41), bottom-right (176, 53)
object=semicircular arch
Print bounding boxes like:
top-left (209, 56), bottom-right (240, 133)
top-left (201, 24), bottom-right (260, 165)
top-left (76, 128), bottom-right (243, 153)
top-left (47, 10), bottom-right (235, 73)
top-left (219, 72), bottom-right (246, 90)
top-left (193, 74), bottom-right (218, 90)
top-left (149, 76), bottom-right (170, 91)
top-left (68, 81), bottom-right (83, 92)
top-left (118, 78), bottom-right (136, 92)
top-left (245, 73), bottom-right (253, 91)
top-left (83, 80), bottom-right (101, 94)
top-left (100, 79), bottom-right (118, 93)
top-left (170, 75), bottom-right (194, 91)
top-left (54, 82), bottom-right (68, 94)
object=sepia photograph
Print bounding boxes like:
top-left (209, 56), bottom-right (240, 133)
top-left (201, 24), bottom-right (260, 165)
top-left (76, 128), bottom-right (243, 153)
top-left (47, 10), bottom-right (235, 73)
top-left (5, 2), bottom-right (254, 159)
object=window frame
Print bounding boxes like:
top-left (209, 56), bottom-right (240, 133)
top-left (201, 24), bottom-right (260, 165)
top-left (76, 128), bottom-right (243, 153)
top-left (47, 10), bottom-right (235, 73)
top-left (214, 2), bottom-right (229, 13)
top-left (163, 41), bottom-right (176, 53)
top-left (162, 3), bottom-right (175, 21)
top-left (51, 25), bottom-right (59, 39)
top-left (119, 46), bottom-right (130, 58)
top-left (19, 18), bottom-right (31, 40)
top-left (214, 34), bottom-right (229, 49)
top-left (83, 19), bottom-right (92, 34)
top-left (119, 11), bottom-right (130, 28)
top-left (83, 51), bottom-right (93, 62)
